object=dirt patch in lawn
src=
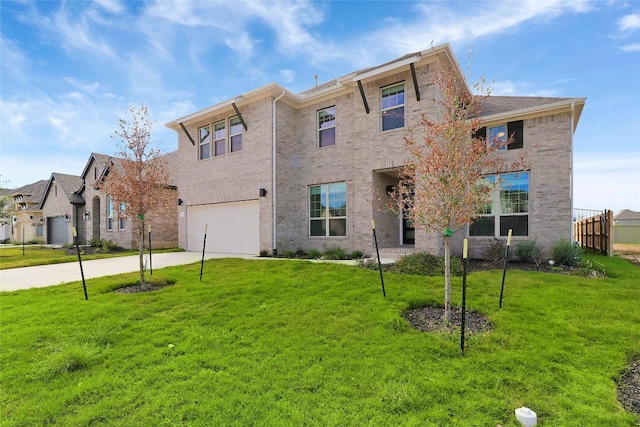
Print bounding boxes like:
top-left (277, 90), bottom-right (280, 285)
top-left (618, 358), bottom-right (640, 418)
top-left (114, 280), bottom-right (174, 294)
top-left (403, 305), bottom-right (493, 334)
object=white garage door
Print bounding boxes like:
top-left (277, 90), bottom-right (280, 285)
top-left (187, 201), bottom-right (260, 254)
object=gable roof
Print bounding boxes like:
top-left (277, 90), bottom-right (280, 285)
top-left (614, 209), bottom-right (640, 220)
top-left (41, 173), bottom-right (85, 207)
top-left (161, 151), bottom-right (179, 186)
top-left (11, 180), bottom-right (47, 211)
top-left (477, 96), bottom-right (586, 131)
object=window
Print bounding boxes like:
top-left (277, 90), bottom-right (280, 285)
top-left (310, 182), bottom-right (347, 237)
top-left (318, 107), bottom-right (336, 147)
top-left (214, 121), bottom-right (226, 156)
top-left (470, 172), bottom-right (529, 237)
top-left (106, 195), bottom-right (114, 230)
top-left (199, 125), bottom-right (211, 160)
top-left (476, 120), bottom-right (523, 150)
top-left (118, 202), bottom-right (126, 230)
top-left (230, 117), bottom-right (243, 153)
top-left (381, 82), bottom-right (405, 131)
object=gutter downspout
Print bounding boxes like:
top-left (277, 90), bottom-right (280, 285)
top-left (570, 102), bottom-right (575, 240)
top-left (272, 91), bottom-right (286, 256)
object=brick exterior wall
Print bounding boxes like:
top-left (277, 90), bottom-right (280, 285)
top-left (172, 53), bottom-right (581, 260)
top-left (41, 181), bottom-right (84, 245)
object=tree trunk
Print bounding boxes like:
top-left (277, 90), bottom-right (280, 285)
top-left (444, 235), bottom-right (451, 322)
top-left (139, 218), bottom-right (146, 288)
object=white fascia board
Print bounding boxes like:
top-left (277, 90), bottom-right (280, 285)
top-left (165, 82), bottom-right (292, 130)
top-left (352, 55), bottom-right (421, 83)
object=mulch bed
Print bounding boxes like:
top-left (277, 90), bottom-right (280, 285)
top-left (114, 282), bottom-right (173, 294)
top-left (403, 305), bottom-right (493, 334)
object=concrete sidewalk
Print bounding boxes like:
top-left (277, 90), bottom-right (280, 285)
top-left (0, 252), bottom-right (251, 292)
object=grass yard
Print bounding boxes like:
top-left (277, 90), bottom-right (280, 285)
top-left (0, 246), bottom-right (182, 270)
top-left (1, 255), bottom-right (638, 426)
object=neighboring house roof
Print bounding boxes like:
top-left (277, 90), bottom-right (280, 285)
top-left (11, 180), bottom-right (47, 210)
top-left (161, 151), bottom-right (179, 186)
top-left (41, 173), bottom-right (85, 207)
top-left (614, 209), bottom-right (640, 220)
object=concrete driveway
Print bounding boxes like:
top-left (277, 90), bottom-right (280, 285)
top-left (0, 252), bottom-right (251, 292)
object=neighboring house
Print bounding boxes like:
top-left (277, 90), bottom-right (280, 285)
top-left (9, 180), bottom-right (47, 243)
top-left (165, 43), bottom-right (584, 259)
top-left (0, 187), bottom-right (13, 242)
top-left (613, 209), bottom-right (640, 244)
top-left (79, 152), bottom-right (179, 249)
top-left (40, 173), bottom-right (85, 245)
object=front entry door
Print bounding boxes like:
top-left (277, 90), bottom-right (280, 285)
top-left (402, 212), bottom-right (415, 245)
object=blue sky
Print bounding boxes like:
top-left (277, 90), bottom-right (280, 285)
top-left (1, 0), bottom-right (639, 213)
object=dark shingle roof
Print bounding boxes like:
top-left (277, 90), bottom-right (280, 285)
top-left (51, 173), bottom-right (84, 205)
top-left (476, 96), bottom-right (572, 118)
top-left (12, 180), bottom-right (47, 204)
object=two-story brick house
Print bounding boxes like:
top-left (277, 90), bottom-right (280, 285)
top-left (166, 44), bottom-right (585, 259)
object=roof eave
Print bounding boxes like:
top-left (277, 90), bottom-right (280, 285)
top-left (480, 97), bottom-right (587, 131)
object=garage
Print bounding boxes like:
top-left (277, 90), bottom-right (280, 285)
top-left (187, 201), bottom-right (260, 254)
top-left (47, 216), bottom-right (68, 245)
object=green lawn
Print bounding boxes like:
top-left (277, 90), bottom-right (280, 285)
top-left (0, 246), bottom-right (182, 269)
top-left (1, 255), bottom-right (638, 426)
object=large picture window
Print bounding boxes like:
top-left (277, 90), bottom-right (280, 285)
top-left (309, 182), bottom-right (347, 237)
top-left (318, 106), bottom-right (336, 147)
top-left (214, 121), bottom-right (226, 157)
top-left (470, 171), bottom-right (529, 237)
top-left (381, 82), bottom-right (405, 131)
top-left (199, 125), bottom-right (211, 160)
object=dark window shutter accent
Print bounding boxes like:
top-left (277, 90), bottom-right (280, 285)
top-left (508, 120), bottom-right (524, 149)
top-left (473, 127), bottom-right (486, 140)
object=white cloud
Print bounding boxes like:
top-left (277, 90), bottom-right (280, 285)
top-left (618, 13), bottom-right (640, 32)
top-left (621, 43), bottom-right (640, 52)
top-left (51, 6), bottom-right (118, 59)
top-left (94, 0), bottom-right (125, 15)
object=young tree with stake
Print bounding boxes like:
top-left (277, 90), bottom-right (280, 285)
top-left (391, 53), bottom-right (523, 322)
top-left (103, 105), bottom-right (174, 288)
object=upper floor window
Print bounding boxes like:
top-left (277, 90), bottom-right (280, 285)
top-left (309, 182), bottom-right (347, 237)
top-left (381, 82), bottom-right (405, 131)
top-left (199, 125), bottom-right (211, 160)
top-left (230, 117), bottom-right (243, 153)
top-left (214, 121), bottom-right (226, 157)
top-left (318, 107), bottom-right (336, 148)
top-left (469, 171), bottom-right (529, 237)
top-left (475, 120), bottom-right (523, 150)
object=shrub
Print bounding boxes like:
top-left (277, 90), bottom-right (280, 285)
top-left (295, 247), bottom-right (307, 258)
top-left (307, 248), bottom-right (322, 259)
top-left (485, 238), bottom-right (506, 265)
top-left (357, 257), bottom-right (380, 270)
top-left (323, 246), bottom-right (347, 260)
top-left (281, 250), bottom-right (296, 259)
top-left (551, 238), bottom-right (582, 267)
top-left (259, 249), bottom-right (269, 257)
top-left (392, 252), bottom-right (462, 277)
top-left (350, 250), bottom-right (365, 259)
top-left (516, 240), bottom-right (543, 264)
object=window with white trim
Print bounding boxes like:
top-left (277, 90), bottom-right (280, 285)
top-left (214, 121), bottom-right (226, 157)
top-left (118, 202), bottom-right (126, 230)
top-left (309, 182), bottom-right (347, 237)
top-left (230, 116), bottom-right (243, 153)
top-left (199, 125), bottom-right (211, 160)
top-left (381, 82), bottom-right (405, 131)
top-left (470, 172), bottom-right (529, 237)
top-left (318, 106), bottom-right (336, 148)
top-left (106, 195), bottom-right (114, 230)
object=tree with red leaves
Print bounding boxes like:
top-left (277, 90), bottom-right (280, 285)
top-left (103, 105), bottom-right (173, 288)
top-left (392, 54), bottom-right (523, 322)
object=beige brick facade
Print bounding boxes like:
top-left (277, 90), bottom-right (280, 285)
top-left (168, 44), bottom-right (585, 259)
